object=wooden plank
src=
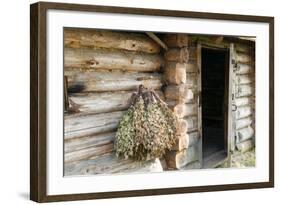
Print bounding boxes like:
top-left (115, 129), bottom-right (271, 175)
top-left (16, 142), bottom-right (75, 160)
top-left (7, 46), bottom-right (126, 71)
top-left (64, 47), bottom-right (163, 72)
top-left (64, 111), bottom-right (125, 140)
top-left (65, 153), bottom-right (163, 176)
top-left (68, 91), bottom-right (164, 114)
top-left (64, 28), bottom-right (161, 53)
top-left (65, 70), bottom-right (163, 93)
top-left (145, 32), bottom-right (168, 50)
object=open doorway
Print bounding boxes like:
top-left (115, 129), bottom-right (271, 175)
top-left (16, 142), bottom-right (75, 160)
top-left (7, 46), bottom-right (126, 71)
top-left (201, 47), bottom-right (229, 168)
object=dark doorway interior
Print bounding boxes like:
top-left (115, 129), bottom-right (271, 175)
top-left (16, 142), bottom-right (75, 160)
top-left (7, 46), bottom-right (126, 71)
top-left (201, 47), bottom-right (229, 167)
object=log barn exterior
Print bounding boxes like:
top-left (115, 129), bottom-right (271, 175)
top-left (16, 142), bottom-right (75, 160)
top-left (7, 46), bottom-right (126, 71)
top-left (64, 28), bottom-right (255, 176)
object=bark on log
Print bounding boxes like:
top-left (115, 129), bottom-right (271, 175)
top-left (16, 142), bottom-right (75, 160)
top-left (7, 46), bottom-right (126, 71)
top-left (235, 97), bottom-right (253, 107)
top-left (164, 47), bottom-right (189, 63)
top-left (236, 63), bottom-right (254, 74)
top-left (163, 34), bottom-right (188, 48)
top-left (187, 131), bottom-right (199, 147)
top-left (173, 103), bottom-right (197, 118)
top-left (65, 70), bottom-right (163, 92)
top-left (68, 91), bottom-right (164, 114)
top-left (236, 106), bottom-right (253, 119)
top-left (164, 84), bottom-right (194, 103)
top-left (64, 111), bottom-right (125, 140)
top-left (64, 28), bottom-right (161, 53)
top-left (165, 145), bottom-right (199, 169)
top-left (64, 47), bottom-right (163, 72)
top-left (171, 133), bottom-right (189, 151)
top-left (235, 74), bottom-right (253, 85)
top-left (186, 60), bottom-right (198, 73)
top-left (236, 126), bottom-right (254, 143)
top-left (164, 62), bottom-right (186, 85)
top-left (65, 153), bottom-right (163, 176)
top-left (236, 52), bottom-right (252, 64)
top-left (236, 84), bottom-right (255, 97)
top-left (235, 116), bottom-right (253, 130)
top-left (236, 139), bottom-right (254, 153)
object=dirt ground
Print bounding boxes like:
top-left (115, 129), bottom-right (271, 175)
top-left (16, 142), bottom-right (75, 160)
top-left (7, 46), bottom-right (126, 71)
top-left (219, 148), bottom-right (255, 168)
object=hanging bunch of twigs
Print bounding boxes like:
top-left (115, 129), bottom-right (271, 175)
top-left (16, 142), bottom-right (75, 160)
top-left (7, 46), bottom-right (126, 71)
top-left (115, 85), bottom-right (178, 161)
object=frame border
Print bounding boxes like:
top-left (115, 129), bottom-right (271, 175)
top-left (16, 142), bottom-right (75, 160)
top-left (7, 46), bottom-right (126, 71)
top-left (30, 1), bottom-right (274, 202)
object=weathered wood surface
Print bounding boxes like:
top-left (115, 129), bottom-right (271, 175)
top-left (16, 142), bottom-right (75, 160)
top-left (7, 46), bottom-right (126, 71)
top-left (68, 91), bottom-right (164, 114)
top-left (236, 84), bottom-right (254, 97)
top-left (65, 47), bottom-right (163, 72)
top-left (165, 85), bottom-right (194, 102)
top-left (173, 103), bottom-right (197, 118)
top-left (186, 73), bottom-right (198, 87)
top-left (177, 119), bottom-right (188, 134)
top-left (236, 63), bottom-right (254, 74)
top-left (187, 131), bottom-right (199, 147)
top-left (64, 28), bottom-right (160, 53)
top-left (165, 145), bottom-right (199, 169)
top-left (164, 47), bottom-right (189, 63)
top-left (188, 47), bottom-right (197, 60)
top-left (236, 106), bottom-right (253, 119)
top-left (145, 32), bottom-right (168, 51)
top-left (65, 70), bottom-right (163, 92)
top-left (184, 116), bottom-right (198, 132)
top-left (163, 34), bottom-right (188, 48)
top-left (235, 43), bottom-right (254, 53)
top-left (180, 160), bottom-right (201, 170)
top-left (64, 111), bottom-right (124, 140)
top-left (186, 60), bottom-right (198, 73)
top-left (164, 62), bottom-right (186, 85)
top-left (235, 97), bottom-right (253, 107)
top-left (171, 133), bottom-right (189, 151)
top-left (236, 139), bottom-right (254, 153)
top-left (236, 52), bottom-right (252, 64)
top-left (235, 74), bottom-right (253, 85)
top-left (236, 126), bottom-right (254, 143)
top-left (65, 154), bottom-right (163, 176)
top-left (235, 116), bottom-right (253, 130)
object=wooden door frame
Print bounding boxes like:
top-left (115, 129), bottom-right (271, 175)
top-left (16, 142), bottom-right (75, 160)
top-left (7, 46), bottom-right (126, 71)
top-left (197, 42), bottom-right (233, 168)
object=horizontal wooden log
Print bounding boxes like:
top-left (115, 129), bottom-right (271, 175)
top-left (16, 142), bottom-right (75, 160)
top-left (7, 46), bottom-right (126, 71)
top-left (186, 73), bottom-right (197, 88)
top-left (236, 139), bottom-right (254, 153)
top-left (163, 34), bottom-right (188, 48)
top-left (68, 91), bottom-right (164, 114)
top-left (235, 74), bottom-right (253, 85)
top-left (173, 103), bottom-right (197, 118)
top-left (164, 62), bottom-right (186, 85)
top-left (185, 116), bottom-right (198, 132)
top-left (65, 70), bottom-right (163, 92)
top-left (235, 97), bottom-right (253, 107)
top-left (235, 116), bottom-right (253, 130)
top-left (171, 133), bottom-right (189, 151)
top-left (64, 111), bottom-right (125, 140)
top-left (236, 106), bottom-right (253, 119)
top-left (236, 126), bottom-right (254, 143)
top-left (236, 84), bottom-right (254, 97)
top-left (65, 141), bottom-right (114, 163)
top-left (164, 84), bottom-right (194, 103)
top-left (65, 47), bottom-right (163, 72)
top-left (65, 153), bottom-right (163, 176)
top-left (164, 47), bottom-right (189, 63)
top-left (165, 145), bottom-right (199, 169)
top-left (235, 43), bottom-right (254, 54)
top-left (236, 63), bottom-right (254, 74)
top-left (188, 47), bottom-right (197, 60)
top-left (186, 60), bottom-right (198, 73)
top-left (236, 52), bottom-right (252, 64)
top-left (64, 28), bottom-right (160, 53)
top-left (65, 132), bottom-right (115, 153)
top-left (188, 131), bottom-right (199, 147)
top-left (177, 119), bottom-right (188, 134)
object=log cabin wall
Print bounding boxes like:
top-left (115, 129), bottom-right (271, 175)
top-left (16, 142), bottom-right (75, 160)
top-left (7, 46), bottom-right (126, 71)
top-left (63, 28), bottom-right (165, 176)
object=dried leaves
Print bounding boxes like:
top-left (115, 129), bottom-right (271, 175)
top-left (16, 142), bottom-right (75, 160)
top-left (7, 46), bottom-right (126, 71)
top-left (115, 86), bottom-right (178, 161)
